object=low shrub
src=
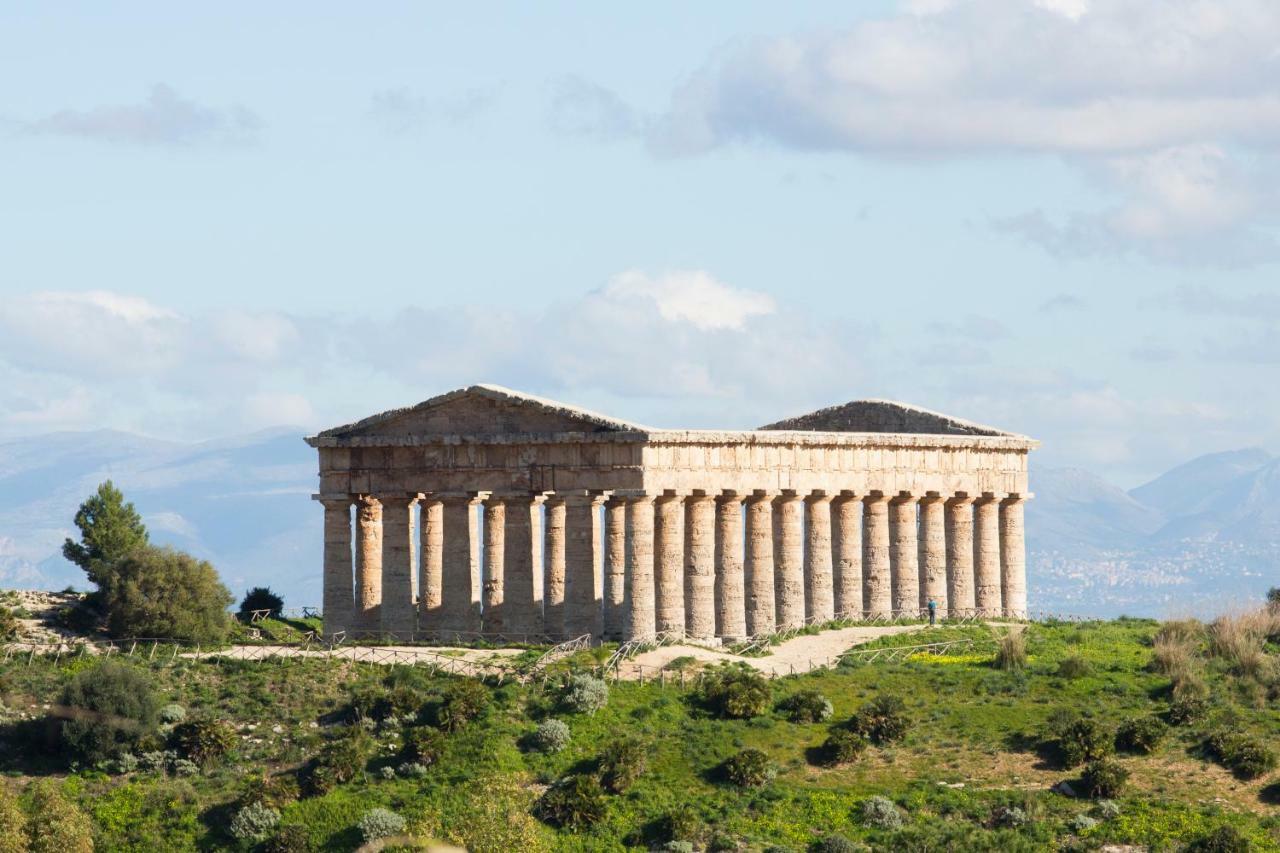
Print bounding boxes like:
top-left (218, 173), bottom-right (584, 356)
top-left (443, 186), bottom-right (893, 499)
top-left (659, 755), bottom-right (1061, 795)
top-left (820, 729), bottom-right (868, 767)
top-left (172, 758), bottom-right (198, 777)
top-left (1206, 729), bottom-right (1277, 779)
top-left (1096, 800), bottom-right (1121, 820)
top-left (1168, 689), bottom-right (1210, 726)
top-left (229, 802), bottom-right (280, 842)
top-left (1056, 655), bottom-right (1092, 679)
top-left (26, 780), bottom-right (93, 853)
top-left (698, 665), bottom-right (771, 719)
top-left (239, 773), bottom-right (300, 811)
top-left (722, 748), bottom-right (775, 787)
top-left (158, 703), bottom-right (187, 725)
top-left (263, 824), bottom-right (310, 853)
top-left (1080, 758), bottom-right (1129, 798)
top-left (561, 673), bottom-right (609, 715)
top-left (58, 660), bottom-right (160, 764)
top-left (535, 775), bottom-right (608, 830)
top-left (661, 809), bottom-right (702, 845)
top-left (598, 736), bottom-right (647, 793)
top-left (1185, 824), bottom-right (1251, 853)
top-left (1070, 814), bottom-right (1098, 833)
top-left (529, 719), bottom-right (571, 753)
top-left (1115, 715), bottom-right (1168, 754)
top-left (170, 718), bottom-right (236, 765)
top-left (403, 726), bottom-right (445, 765)
top-left (1053, 715), bottom-right (1113, 768)
top-left (777, 689), bottom-right (833, 723)
top-left (812, 834), bottom-right (862, 853)
top-left (0, 783), bottom-right (25, 852)
top-left (357, 807), bottom-right (406, 842)
top-left (859, 795), bottom-right (903, 831)
top-left (303, 729), bottom-right (373, 796)
top-left (434, 679), bottom-right (490, 731)
top-left (994, 631), bottom-right (1027, 671)
top-left (849, 695), bottom-right (909, 745)
top-left (990, 805), bottom-right (1028, 828)
top-left (0, 607), bottom-right (19, 642)
top-left (397, 761), bottom-right (429, 778)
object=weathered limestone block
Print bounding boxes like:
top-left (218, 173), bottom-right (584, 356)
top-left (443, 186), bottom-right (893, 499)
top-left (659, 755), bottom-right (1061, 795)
top-left (504, 495), bottom-right (545, 637)
top-left (604, 498), bottom-right (627, 640)
top-left (654, 493), bottom-right (686, 635)
top-left (379, 494), bottom-right (417, 637)
top-left (1000, 497), bottom-right (1027, 618)
top-left (624, 494), bottom-right (656, 640)
top-left (418, 498), bottom-right (443, 627)
top-left (918, 494), bottom-right (947, 612)
top-left (832, 495), bottom-right (863, 619)
top-left (745, 493), bottom-right (776, 636)
top-left (804, 494), bottom-right (834, 623)
top-left (715, 494), bottom-right (746, 641)
top-left (564, 493), bottom-right (604, 639)
top-left (862, 494), bottom-right (891, 617)
top-left (945, 496), bottom-right (976, 616)
top-left (685, 494), bottom-right (716, 640)
top-left (888, 494), bottom-right (919, 616)
top-left (320, 497), bottom-right (354, 638)
top-left (773, 492), bottom-right (805, 630)
top-left (482, 497), bottom-right (506, 633)
top-left (440, 494), bottom-right (482, 637)
top-left (544, 497), bottom-right (567, 639)
top-left (974, 496), bottom-right (1002, 617)
top-left (355, 495), bottom-right (383, 634)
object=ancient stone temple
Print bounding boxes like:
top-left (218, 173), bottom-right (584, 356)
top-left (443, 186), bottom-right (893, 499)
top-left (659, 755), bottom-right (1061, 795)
top-left (307, 385), bottom-right (1036, 643)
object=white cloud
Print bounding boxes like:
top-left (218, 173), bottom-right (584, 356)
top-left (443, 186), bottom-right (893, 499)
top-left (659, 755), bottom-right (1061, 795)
top-left (28, 85), bottom-right (261, 147)
top-left (548, 75), bottom-right (641, 142)
top-left (601, 270), bottom-right (776, 331)
top-left (243, 392), bottom-right (316, 429)
top-left (369, 87), bottom-right (499, 133)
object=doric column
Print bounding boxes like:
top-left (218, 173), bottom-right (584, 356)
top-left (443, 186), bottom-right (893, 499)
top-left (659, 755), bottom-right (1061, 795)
top-left (319, 496), bottom-right (354, 639)
top-left (544, 497), bottom-right (567, 639)
top-left (684, 493), bottom-right (716, 641)
top-left (918, 493), bottom-right (947, 613)
top-left (379, 494), bottom-right (417, 637)
top-left (624, 493), bottom-right (656, 641)
top-left (440, 493), bottom-right (482, 637)
top-left (862, 493), bottom-right (891, 618)
top-left (564, 492), bottom-right (604, 640)
top-left (654, 492), bottom-right (686, 635)
top-left (773, 491), bottom-right (805, 630)
top-left (482, 496), bottom-right (506, 634)
top-left (603, 497), bottom-right (627, 640)
top-left (1000, 495), bottom-right (1028, 618)
top-left (354, 495), bottom-right (383, 635)
top-left (945, 495), bottom-right (975, 616)
top-left (418, 498), bottom-right (443, 628)
top-left (889, 493), bottom-right (919, 617)
top-left (974, 495), bottom-right (1003, 617)
top-left (744, 491), bottom-right (776, 636)
top-left (832, 494), bottom-right (863, 619)
top-left (503, 494), bottom-right (545, 637)
top-left (805, 493), bottom-right (834, 624)
top-left (714, 493), bottom-right (746, 642)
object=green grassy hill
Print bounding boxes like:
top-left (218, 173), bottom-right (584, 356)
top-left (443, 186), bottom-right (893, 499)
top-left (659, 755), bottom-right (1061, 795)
top-left (0, 616), bottom-right (1276, 851)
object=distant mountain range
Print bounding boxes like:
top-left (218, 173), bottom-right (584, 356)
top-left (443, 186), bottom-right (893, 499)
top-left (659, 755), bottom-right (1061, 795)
top-left (0, 430), bottom-right (1275, 618)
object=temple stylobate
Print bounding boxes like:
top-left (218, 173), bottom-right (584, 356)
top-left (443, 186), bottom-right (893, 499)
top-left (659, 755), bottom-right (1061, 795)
top-left (306, 385), bottom-right (1037, 643)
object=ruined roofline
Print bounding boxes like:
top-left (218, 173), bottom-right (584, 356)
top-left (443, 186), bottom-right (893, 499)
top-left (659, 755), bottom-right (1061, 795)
top-left (758, 397), bottom-right (1028, 440)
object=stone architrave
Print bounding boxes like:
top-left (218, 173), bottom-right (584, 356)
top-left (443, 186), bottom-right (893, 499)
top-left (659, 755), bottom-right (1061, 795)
top-left (354, 495), bottom-right (383, 634)
top-left (684, 494), bottom-right (716, 640)
top-left (974, 495), bottom-right (1003, 616)
top-left (773, 492), bottom-right (805, 630)
top-left (418, 498), bottom-right (443, 627)
top-left (714, 493), bottom-right (746, 642)
top-left (888, 493), bottom-right (919, 617)
top-left (544, 497), bottom-right (567, 639)
top-left (503, 495), bottom-right (544, 638)
top-left (831, 494), bottom-right (863, 619)
top-left (654, 493), bottom-right (686, 635)
top-left (379, 494), bottom-right (417, 637)
top-left (440, 494), bottom-right (482, 637)
top-left (564, 492), bottom-right (604, 639)
top-left (804, 494), bottom-right (834, 624)
top-left (319, 496), bottom-right (354, 638)
top-left (918, 494), bottom-right (947, 612)
top-left (624, 494), bottom-right (656, 640)
top-left (603, 498), bottom-right (627, 640)
top-left (1000, 496), bottom-right (1027, 618)
top-left (744, 492), bottom-right (776, 636)
top-left (945, 496), bottom-right (976, 616)
top-left (862, 493), bottom-right (891, 618)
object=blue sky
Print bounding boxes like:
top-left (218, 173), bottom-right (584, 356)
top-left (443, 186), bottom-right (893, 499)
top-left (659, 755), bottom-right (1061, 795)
top-left (2, 0), bottom-right (1279, 486)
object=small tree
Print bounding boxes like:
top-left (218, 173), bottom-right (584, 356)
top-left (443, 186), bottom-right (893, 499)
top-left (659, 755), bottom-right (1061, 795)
top-left (59, 660), bottom-right (159, 764)
top-left (62, 480), bottom-right (149, 595)
top-left (1266, 587), bottom-right (1280, 606)
top-left (239, 587), bottom-right (284, 620)
top-left (104, 546), bottom-right (232, 643)
top-left (25, 781), bottom-right (93, 853)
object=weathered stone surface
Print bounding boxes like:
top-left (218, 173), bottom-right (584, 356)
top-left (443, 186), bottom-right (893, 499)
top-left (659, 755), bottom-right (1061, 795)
top-left (745, 493), bottom-right (776, 636)
top-left (355, 495), bottom-right (383, 633)
top-left (832, 495), bottom-right (863, 618)
top-left (503, 495), bottom-right (544, 637)
top-left (441, 495), bottom-right (482, 637)
top-left (624, 495), bottom-right (656, 640)
top-left (974, 496), bottom-right (1002, 617)
top-left (1000, 497), bottom-right (1027, 618)
top-left (564, 493), bottom-right (604, 639)
top-left (685, 495), bottom-right (716, 640)
top-left (544, 497), bottom-right (567, 638)
top-left (918, 495), bottom-right (947, 612)
top-left (862, 494), bottom-right (892, 617)
top-left (805, 495), bottom-right (834, 623)
top-left (654, 493), bottom-right (685, 634)
top-left (603, 498), bottom-right (626, 640)
top-left (945, 497), bottom-right (976, 616)
top-left (380, 495), bottom-right (417, 636)
top-left (419, 499), bottom-right (443, 626)
top-left (320, 497), bottom-right (354, 638)
top-left (481, 497), bottom-right (506, 633)
top-left (889, 495), bottom-right (919, 616)
top-left (773, 493), bottom-right (805, 630)
top-left (715, 494), bottom-right (746, 641)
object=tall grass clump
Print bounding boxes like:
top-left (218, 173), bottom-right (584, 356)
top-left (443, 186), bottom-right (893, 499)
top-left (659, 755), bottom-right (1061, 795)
top-left (1208, 611), bottom-right (1271, 678)
top-left (994, 630), bottom-right (1027, 672)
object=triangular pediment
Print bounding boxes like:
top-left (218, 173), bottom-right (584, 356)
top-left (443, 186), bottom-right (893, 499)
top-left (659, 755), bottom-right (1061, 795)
top-left (315, 384), bottom-right (648, 440)
top-left (758, 399), bottom-right (1018, 437)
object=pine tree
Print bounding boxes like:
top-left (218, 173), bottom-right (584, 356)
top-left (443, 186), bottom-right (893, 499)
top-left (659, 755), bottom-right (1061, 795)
top-left (62, 480), bottom-right (149, 593)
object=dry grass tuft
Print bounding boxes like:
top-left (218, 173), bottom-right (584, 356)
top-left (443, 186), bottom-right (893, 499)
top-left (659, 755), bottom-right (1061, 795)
top-left (1207, 609), bottom-right (1277, 680)
top-left (993, 630), bottom-right (1027, 672)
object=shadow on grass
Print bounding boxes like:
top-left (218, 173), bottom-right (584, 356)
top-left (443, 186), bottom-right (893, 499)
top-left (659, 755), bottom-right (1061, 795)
top-left (1260, 781), bottom-right (1280, 805)
top-left (1002, 730), bottom-right (1066, 771)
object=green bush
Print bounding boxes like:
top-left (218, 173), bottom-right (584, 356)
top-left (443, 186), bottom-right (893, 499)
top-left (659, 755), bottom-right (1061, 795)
top-left (859, 795), bottom-right (902, 830)
top-left (597, 736), bottom-right (647, 793)
top-left (170, 718), bottom-right (236, 765)
top-left (1052, 715), bottom-right (1113, 768)
top-left (403, 726), bottom-right (445, 765)
top-left (229, 802), bottom-right (280, 842)
top-left (849, 695), bottom-right (909, 745)
top-left (1080, 758), bottom-right (1129, 798)
top-left (25, 781), bottom-right (93, 853)
top-left (1206, 730), bottom-right (1277, 779)
top-left (990, 805), bottom-right (1028, 828)
top-left (812, 834), bottom-right (861, 853)
top-left (158, 703), bottom-right (187, 725)
top-left (1115, 715), bottom-right (1168, 754)
top-left (820, 729), bottom-right (868, 767)
top-left (1185, 824), bottom-right (1251, 852)
top-left (262, 824), bottom-right (310, 853)
top-left (434, 679), bottom-right (490, 731)
top-left (239, 773), bottom-right (299, 811)
top-left (303, 729), bottom-right (373, 796)
top-left (238, 586), bottom-right (284, 620)
top-left (722, 748), bottom-right (775, 787)
top-left (0, 782), bottom-right (26, 853)
top-left (561, 673), bottom-right (609, 715)
top-left (357, 808), bottom-right (406, 842)
top-left (1056, 655), bottom-right (1092, 679)
top-left (59, 660), bottom-right (160, 764)
top-left (535, 775), bottom-right (608, 830)
top-left (777, 689), bottom-right (833, 723)
top-left (698, 665), bottom-right (771, 719)
top-left (1070, 814), bottom-right (1098, 832)
top-left (1168, 691), bottom-right (1210, 726)
top-left (530, 718), bottom-right (571, 753)
top-left (0, 607), bottom-right (19, 642)
top-left (103, 545), bottom-right (233, 643)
